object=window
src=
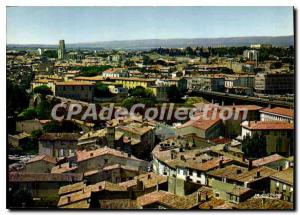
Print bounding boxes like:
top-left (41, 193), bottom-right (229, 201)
top-left (197, 171), bottom-right (201, 177)
top-left (59, 149), bottom-right (64, 157)
top-left (104, 159), bottom-right (108, 164)
top-left (189, 170), bottom-right (193, 176)
top-left (283, 184), bottom-right (286, 191)
top-left (215, 192), bottom-right (220, 198)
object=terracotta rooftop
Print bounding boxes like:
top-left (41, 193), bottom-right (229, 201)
top-left (26, 154), bottom-right (57, 164)
top-left (270, 168), bottom-right (293, 185)
top-left (91, 181), bottom-right (128, 192)
top-left (110, 77), bottom-right (156, 82)
top-left (39, 133), bottom-right (81, 141)
top-left (58, 189), bottom-right (92, 207)
top-left (253, 154), bottom-right (287, 167)
top-left (103, 68), bottom-right (126, 73)
top-left (199, 198), bottom-right (226, 209)
top-left (208, 165), bottom-right (276, 183)
top-left (260, 107), bottom-right (294, 118)
top-left (76, 146), bottom-right (143, 162)
top-left (241, 121), bottom-right (294, 130)
top-left (209, 137), bottom-right (232, 145)
top-left (234, 197), bottom-right (293, 209)
top-left (73, 75), bottom-right (104, 81)
top-left (99, 199), bottom-right (138, 209)
top-left (58, 181), bottom-right (85, 196)
top-left (78, 128), bottom-right (123, 141)
top-left (9, 172), bottom-right (83, 182)
top-left (137, 190), bottom-right (199, 209)
top-left (51, 162), bottom-right (78, 174)
top-left (58, 180), bottom-right (129, 208)
top-left (117, 123), bottom-right (154, 135)
top-left (60, 200), bottom-right (90, 209)
top-left (102, 164), bottom-right (139, 172)
top-left (55, 81), bottom-right (95, 86)
top-left (118, 172), bottom-right (167, 190)
top-left (186, 156), bottom-right (233, 172)
top-left (178, 118), bottom-right (221, 131)
top-left (223, 105), bottom-right (263, 111)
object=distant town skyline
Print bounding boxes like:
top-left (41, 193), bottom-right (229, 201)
top-left (7, 6), bottom-right (294, 45)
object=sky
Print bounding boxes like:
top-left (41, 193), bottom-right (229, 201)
top-left (7, 7), bottom-right (294, 44)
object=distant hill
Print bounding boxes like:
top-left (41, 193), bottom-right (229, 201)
top-left (7, 35), bottom-right (294, 50)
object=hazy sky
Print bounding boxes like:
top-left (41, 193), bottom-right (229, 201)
top-left (7, 6), bottom-right (294, 44)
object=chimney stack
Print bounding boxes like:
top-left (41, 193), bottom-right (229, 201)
top-left (248, 159), bottom-right (253, 171)
top-left (256, 171), bottom-right (261, 178)
top-left (219, 159), bottom-right (224, 168)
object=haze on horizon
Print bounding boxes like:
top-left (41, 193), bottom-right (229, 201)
top-left (7, 6), bottom-right (294, 45)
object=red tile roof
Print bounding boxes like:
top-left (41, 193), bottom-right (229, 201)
top-left (27, 154), bottom-right (57, 164)
top-left (270, 168), bottom-right (293, 185)
top-left (137, 190), bottom-right (199, 209)
top-left (56, 81), bottom-right (95, 86)
top-left (260, 107), bottom-right (294, 118)
top-left (76, 146), bottom-right (143, 162)
top-left (241, 121), bottom-right (294, 130)
top-left (39, 133), bottom-right (81, 141)
top-left (9, 172), bottom-right (83, 182)
top-left (253, 154), bottom-right (287, 167)
top-left (178, 118), bottom-right (221, 131)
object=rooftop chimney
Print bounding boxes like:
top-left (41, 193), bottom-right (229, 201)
top-left (219, 159), bottom-right (224, 168)
top-left (90, 153), bottom-right (93, 157)
top-left (67, 196), bottom-right (71, 203)
top-left (236, 169), bottom-right (242, 174)
top-left (248, 159), bottom-right (253, 171)
top-left (256, 171), bottom-right (261, 178)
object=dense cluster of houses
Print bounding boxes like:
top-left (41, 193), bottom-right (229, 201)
top-left (8, 103), bottom-right (294, 209)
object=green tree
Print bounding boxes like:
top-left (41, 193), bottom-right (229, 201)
top-left (94, 82), bottom-right (112, 97)
top-left (43, 120), bottom-right (82, 133)
top-left (242, 133), bottom-right (267, 159)
top-left (18, 108), bottom-right (37, 120)
top-left (128, 86), bottom-right (153, 98)
top-left (42, 50), bottom-right (58, 58)
top-left (121, 97), bottom-right (155, 111)
top-left (74, 65), bottom-right (112, 77)
top-left (124, 60), bottom-right (135, 67)
top-left (21, 129), bottom-right (44, 153)
top-left (33, 85), bottom-right (53, 96)
top-left (7, 80), bottom-right (30, 115)
top-left (167, 85), bottom-right (183, 103)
